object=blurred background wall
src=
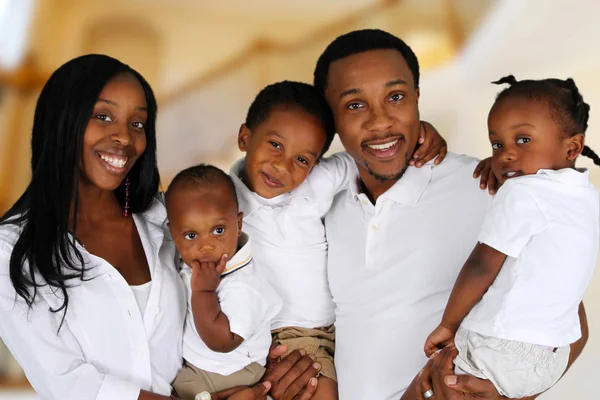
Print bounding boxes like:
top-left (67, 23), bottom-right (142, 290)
top-left (0, 0), bottom-right (599, 398)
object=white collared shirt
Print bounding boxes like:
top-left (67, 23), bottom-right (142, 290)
top-left (0, 198), bottom-right (186, 400)
top-left (463, 168), bottom-right (599, 347)
top-left (325, 153), bottom-right (492, 400)
top-left (181, 234), bottom-right (282, 375)
top-left (230, 153), bottom-right (354, 329)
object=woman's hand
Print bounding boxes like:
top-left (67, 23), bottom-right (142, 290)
top-left (212, 382), bottom-right (271, 400)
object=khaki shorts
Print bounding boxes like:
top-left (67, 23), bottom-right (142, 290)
top-left (271, 325), bottom-right (336, 381)
top-left (173, 360), bottom-right (265, 400)
top-left (454, 327), bottom-right (570, 398)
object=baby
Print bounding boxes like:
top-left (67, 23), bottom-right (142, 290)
top-left (167, 164), bottom-right (281, 400)
top-left (425, 76), bottom-right (600, 398)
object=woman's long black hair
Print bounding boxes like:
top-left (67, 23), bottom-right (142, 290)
top-left (0, 54), bottom-right (160, 326)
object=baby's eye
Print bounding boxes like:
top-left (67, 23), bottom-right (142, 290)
top-left (297, 156), bottom-right (308, 165)
top-left (184, 233), bottom-right (197, 240)
top-left (213, 227), bottom-right (225, 235)
top-left (516, 138), bottom-right (531, 144)
top-left (491, 143), bottom-right (502, 149)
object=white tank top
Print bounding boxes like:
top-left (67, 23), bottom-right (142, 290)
top-left (130, 281), bottom-right (152, 315)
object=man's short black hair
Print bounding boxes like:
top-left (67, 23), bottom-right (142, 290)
top-left (245, 81), bottom-right (336, 157)
top-left (313, 29), bottom-right (420, 95)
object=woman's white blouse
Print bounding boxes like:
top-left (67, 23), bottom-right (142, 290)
top-left (0, 199), bottom-right (186, 400)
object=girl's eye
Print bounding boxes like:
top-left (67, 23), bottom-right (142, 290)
top-left (491, 143), bottom-right (502, 149)
top-left (95, 114), bottom-right (112, 122)
top-left (296, 156), bottom-right (308, 165)
top-left (132, 121), bottom-right (145, 129)
top-left (389, 93), bottom-right (404, 102)
top-left (184, 233), bottom-right (197, 240)
top-left (213, 227), bottom-right (225, 235)
top-left (269, 141), bottom-right (282, 150)
top-left (517, 138), bottom-right (531, 144)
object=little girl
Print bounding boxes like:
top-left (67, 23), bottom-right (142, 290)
top-left (425, 75), bottom-right (600, 398)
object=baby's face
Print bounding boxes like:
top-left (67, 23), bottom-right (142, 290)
top-left (167, 184), bottom-right (241, 267)
top-left (488, 97), bottom-right (577, 185)
top-left (238, 107), bottom-right (328, 198)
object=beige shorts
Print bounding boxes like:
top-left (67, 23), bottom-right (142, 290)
top-left (271, 325), bottom-right (336, 381)
top-left (454, 327), bottom-right (570, 398)
top-left (173, 360), bottom-right (265, 400)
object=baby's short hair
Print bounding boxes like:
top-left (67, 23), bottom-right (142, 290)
top-left (165, 164), bottom-right (238, 210)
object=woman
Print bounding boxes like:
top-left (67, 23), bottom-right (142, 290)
top-left (0, 55), bottom-right (317, 400)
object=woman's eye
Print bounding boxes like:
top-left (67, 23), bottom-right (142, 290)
top-left (389, 93), bottom-right (404, 102)
top-left (132, 121), bottom-right (145, 129)
top-left (347, 102), bottom-right (363, 110)
top-left (95, 114), bottom-right (112, 122)
top-left (269, 141), bottom-right (282, 149)
top-left (516, 138), bottom-right (531, 144)
top-left (491, 143), bottom-right (501, 149)
top-left (184, 233), bottom-right (197, 240)
top-left (296, 157), bottom-right (308, 165)
top-left (213, 227), bottom-right (225, 235)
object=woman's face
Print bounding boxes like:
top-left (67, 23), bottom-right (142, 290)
top-left (81, 72), bottom-right (148, 191)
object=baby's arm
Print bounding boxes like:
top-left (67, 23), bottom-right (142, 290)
top-left (189, 258), bottom-right (243, 353)
top-left (425, 244), bottom-right (506, 356)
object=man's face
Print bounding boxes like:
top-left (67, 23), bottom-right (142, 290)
top-left (324, 49), bottom-right (421, 182)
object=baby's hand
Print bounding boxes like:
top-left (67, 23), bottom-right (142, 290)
top-left (424, 325), bottom-right (456, 357)
top-left (473, 157), bottom-right (498, 194)
top-left (190, 254), bottom-right (228, 292)
top-left (410, 121), bottom-right (448, 167)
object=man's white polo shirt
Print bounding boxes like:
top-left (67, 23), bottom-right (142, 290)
top-left (325, 153), bottom-right (491, 400)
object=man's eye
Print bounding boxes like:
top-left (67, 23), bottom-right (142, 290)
top-left (347, 103), bottom-right (363, 110)
top-left (389, 93), bottom-right (404, 102)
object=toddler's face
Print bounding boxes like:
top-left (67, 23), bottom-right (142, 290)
top-left (167, 184), bottom-right (242, 267)
top-left (488, 97), bottom-right (581, 185)
top-left (238, 107), bottom-right (328, 198)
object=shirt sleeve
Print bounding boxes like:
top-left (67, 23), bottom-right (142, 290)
top-left (218, 281), bottom-right (267, 340)
top-left (477, 180), bottom-right (547, 258)
top-left (0, 235), bottom-right (141, 400)
top-left (312, 152), bottom-right (356, 195)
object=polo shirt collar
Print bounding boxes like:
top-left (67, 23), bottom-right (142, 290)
top-left (536, 168), bottom-right (591, 187)
top-left (221, 232), bottom-right (252, 277)
top-left (348, 160), bottom-right (433, 206)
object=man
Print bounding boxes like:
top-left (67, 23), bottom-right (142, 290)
top-left (313, 29), bottom-right (588, 400)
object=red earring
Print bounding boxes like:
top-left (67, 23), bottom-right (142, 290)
top-left (123, 177), bottom-right (131, 217)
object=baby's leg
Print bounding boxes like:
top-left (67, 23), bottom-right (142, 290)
top-left (312, 376), bottom-right (338, 400)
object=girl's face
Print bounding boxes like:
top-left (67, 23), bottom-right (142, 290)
top-left (487, 96), bottom-right (583, 185)
top-left (81, 73), bottom-right (148, 191)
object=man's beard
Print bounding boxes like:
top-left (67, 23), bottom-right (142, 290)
top-left (364, 158), bottom-right (409, 182)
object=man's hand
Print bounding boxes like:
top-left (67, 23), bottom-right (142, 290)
top-left (424, 325), bottom-right (455, 358)
top-left (414, 346), bottom-right (531, 400)
top-left (262, 345), bottom-right (320, 400)
top-left (473, 157), bottom-right (498, 194)
top-left (410, 121), bottom-right (448, 167)
top-left (190, 254), bottom-right (228, 292)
